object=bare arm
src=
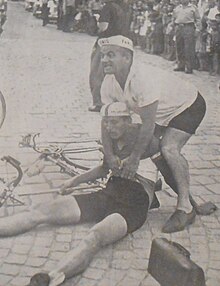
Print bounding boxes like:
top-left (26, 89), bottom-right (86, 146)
top-left (121, 101), bottom-right (158, 179)
top-left (60, 164), bottom-right (109, 195)
top-left (131, 101), bottom-right (158, 158)
top-left (101, 118), bottom-right (122, 176)
top-left (98, 22), bottom-right (109, 33)
top-left (194, 6), bottom-right (201, 31)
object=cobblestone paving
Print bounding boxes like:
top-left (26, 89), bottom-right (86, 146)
top-left (0, 2), bottom-right (219, 286)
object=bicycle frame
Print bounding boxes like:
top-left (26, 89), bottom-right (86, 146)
top-left (19, 133), bottom-right (105, 191)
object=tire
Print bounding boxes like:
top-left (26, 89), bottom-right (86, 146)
top-left (0, 90), bottom-right (6, 129)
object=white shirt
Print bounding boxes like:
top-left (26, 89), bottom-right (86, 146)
top-left (101, 63), bottom-right (198, 126)
top-left (207, 6), bottom-right (220, 20)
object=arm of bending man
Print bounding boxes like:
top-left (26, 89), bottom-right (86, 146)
top-left (121, 100), bottom-right (158, 179)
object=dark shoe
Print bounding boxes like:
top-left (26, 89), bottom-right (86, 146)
top-left (88, 105), bottom-right (102, 112)
top-left (149, 193), bottom-right (160, 210)
top-left (27, 273), bottom-right (50, 286)
top-left (162, 209), bottom-right (196, 233)
top-left (185, 69), bottom-right (193, 74)
top-left (173, 67), bottom-right (185, 72)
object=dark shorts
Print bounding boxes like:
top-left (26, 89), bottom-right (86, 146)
top-left (74, 176), bottom-right (149, 233)
top-left (168, 92), bottom-right (206, 134)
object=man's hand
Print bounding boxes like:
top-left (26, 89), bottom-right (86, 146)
top-left (108, 155), bottom-right (122, 177)
top-left (121, 155), bottom-right (140, 180)
top-left (59, 178), bottom-right (77, 196)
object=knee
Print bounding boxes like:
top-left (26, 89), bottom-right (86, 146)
top-left (161, 144), bottom-right (180, 161)
top-left (86, 227), bottom-right (103, 249)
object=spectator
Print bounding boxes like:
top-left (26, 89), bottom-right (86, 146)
top-left (42, 0), bottom-right (49, 26)
top-left (152, 1), bottom-right (164, 54)
top-left (88, 0), bottom-right (102, 15)
top-left (173, 0), bottom-right (201, 73)
top-left (208, 13), bottom-right (220, 74)
top-left (57, 0), bottom-right (64, 30)
top-left (162, 3), bottom-right (176, 60)
top-left (139, 2), bottom-right (152, 50)
top-left (198, 0), bottom-right (209, 17)
top-left (196, 17), bottom-right (209, 70)
top-left (145, 2), bottom-right (159, 53)
top-left (0, 0), bottom-right (7, 34)
top-left (207, 0), bottom-right (220, 20)
top-left (62, 0), bottom-right (76, 32)
top-left (131, 0), bottom-right (145, 47)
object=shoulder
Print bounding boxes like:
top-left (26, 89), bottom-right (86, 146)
top-left (190, 4), bottom-right (199, 11)
top-left (174, 4), bottom-right (182, 12)
top-left (132, 63), bottom-right (198, 95)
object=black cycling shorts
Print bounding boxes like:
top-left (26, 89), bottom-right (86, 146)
top-left (74, 176), bottom-right (149, 233)
top-left (168, 92), bottom-right (206, 134)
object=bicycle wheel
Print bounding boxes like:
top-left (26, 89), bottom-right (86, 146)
top-left (0, 90), bottom-right (6, 129)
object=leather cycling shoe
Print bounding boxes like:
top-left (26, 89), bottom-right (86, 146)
top-left (26, 273), bottom-right (50, 286)
top-left (162, 209), bottom-right (196, 233)
top-left (88, 105), bottom-right (102, 112)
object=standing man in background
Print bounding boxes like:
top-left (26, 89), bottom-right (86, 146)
top-left (57, 0), bottom-right (64, 30)
top-left (88, 0), bottom-right (131, 112)
top-left (42, 0), bottom-right (49, 26)
top-left (173, 0), bottom-right (201, 74)
top-left (62, 0), bottom-right (76, 33)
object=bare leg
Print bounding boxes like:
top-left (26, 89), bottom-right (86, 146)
top-left (160, 127), bottom-right (192, 213)
top-left (0, 196), bottom-right (81, 237)
top-left (49, 213), bottom-right (127, 283)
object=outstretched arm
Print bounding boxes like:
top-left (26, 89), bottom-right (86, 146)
top-left (60, 164), bottom-right (109, 195)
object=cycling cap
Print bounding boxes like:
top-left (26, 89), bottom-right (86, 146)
top-left (101, 102), bottom-right (131, 117)
top-left (98, 35), bottom-right (134, 52)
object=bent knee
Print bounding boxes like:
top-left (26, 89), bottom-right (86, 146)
top-left (89, 214), bottom-right (127, 246)
top-left (161, 144), bottom-right (180, 160)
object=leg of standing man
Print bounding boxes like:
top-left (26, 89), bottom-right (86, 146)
top-left (88, 44), bottom-right (104, 112)
top-left (183, 24), bottom-right (196, 73)
top-left (159, 93), bottom-right (206, 233)
top-left (42, 3), bottom-right (49, 27)
top-left (174, 25), bottom-right (185, 71)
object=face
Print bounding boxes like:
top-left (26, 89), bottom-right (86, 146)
top-left (181, 0), bottom-right (189, 5)
top-left (104, 116), bottom-right (129, 140)
top-left (101, 45), bottom-right (131, 76)
top-left (190, 0), bottom-right (197, 5)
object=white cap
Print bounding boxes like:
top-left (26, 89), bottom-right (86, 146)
top-left (101, 102), bottom-right (131, 117)
top-left (98, 35), bottom-right (134, 52)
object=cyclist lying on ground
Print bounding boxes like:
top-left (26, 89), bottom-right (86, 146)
top-left (0, 102), bottom-right (160, 286)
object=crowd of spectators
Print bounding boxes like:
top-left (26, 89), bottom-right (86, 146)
top-left (129, 0), bottom-right (220, 74)
top-left (26, 0), bottom-right (220, 75)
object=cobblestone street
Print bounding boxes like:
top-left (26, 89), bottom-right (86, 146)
top-left (0, 2), bottom-right (220, 286)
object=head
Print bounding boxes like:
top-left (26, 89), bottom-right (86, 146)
top-left (98, 36), bottom-right (134, 77)
top-left (167, 3), bottom-right (174, 12)
top-left (215, 13), bottom-right (220, 23)
top-left (181, 0), bottom-right (189, 5)
top-left (101, 102), bottom-right (132, 140)
top-left (190, 0), bottom-right (198, 5)
top-left (147, 2), bottom-right (154, 11)
top-left (207, 0), bottom-right (215, 8)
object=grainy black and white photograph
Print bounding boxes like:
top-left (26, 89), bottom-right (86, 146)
top-left (0, 0), bottom-right (220, 285)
